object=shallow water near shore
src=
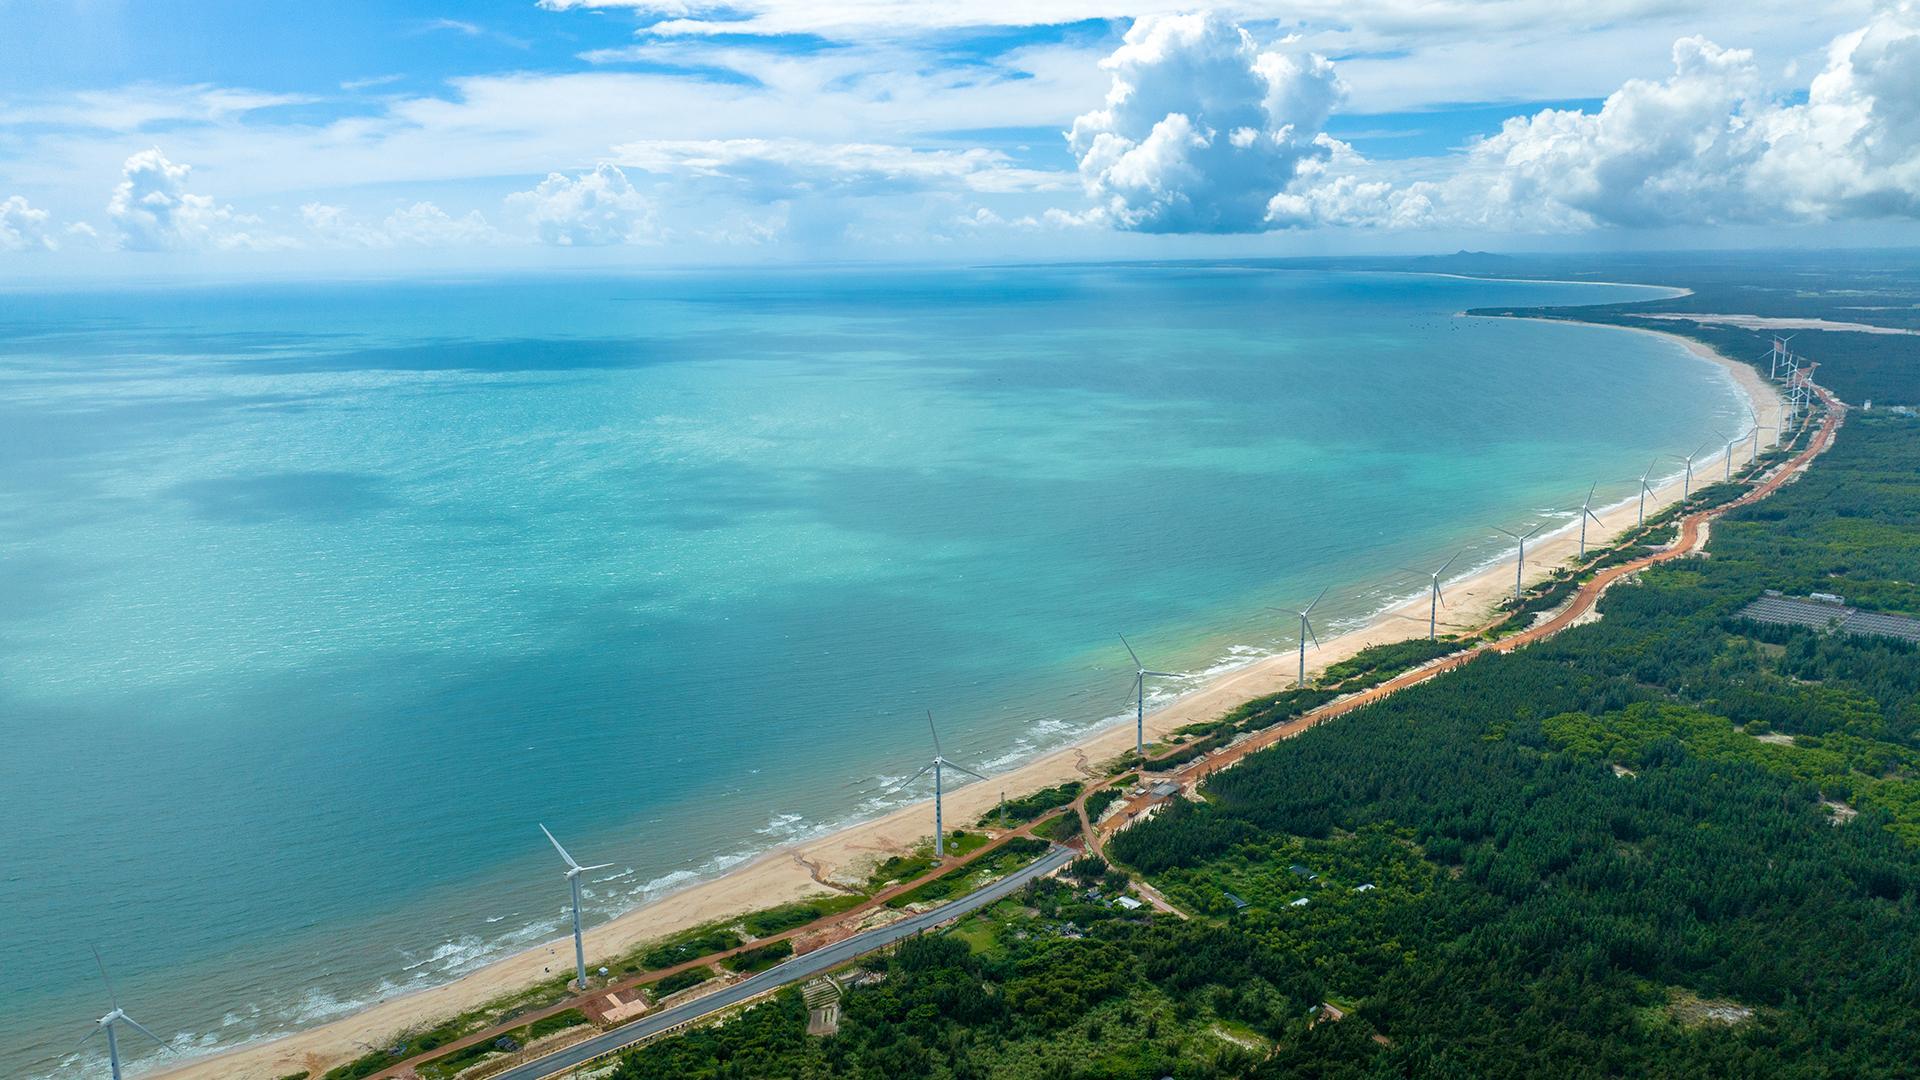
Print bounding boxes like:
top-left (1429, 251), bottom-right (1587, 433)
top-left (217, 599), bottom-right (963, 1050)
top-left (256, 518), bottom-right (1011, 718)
top-left (0, 266), bottom-right (1748, 1075)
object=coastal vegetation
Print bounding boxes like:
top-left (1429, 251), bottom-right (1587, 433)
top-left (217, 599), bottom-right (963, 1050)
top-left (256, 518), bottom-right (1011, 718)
top-left (603, 398), bottom-right (1920, 1073)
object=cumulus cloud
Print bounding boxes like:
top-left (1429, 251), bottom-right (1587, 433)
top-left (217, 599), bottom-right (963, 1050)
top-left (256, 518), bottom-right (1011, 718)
top-left (1283, 3), bottom-right (1920, 232)
top-left (1066, 12), bottom-right (1342, 233)
top-left (106, 148), bottom-right (271, 250)
top-left (506, 164), bottom-right (656, 246)
top-left (1, 195), bottom-right (56, 251)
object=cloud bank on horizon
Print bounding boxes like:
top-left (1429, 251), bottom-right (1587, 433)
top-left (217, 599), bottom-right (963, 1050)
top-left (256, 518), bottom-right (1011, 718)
top-left (0, 0), bottom-right (1916, 263)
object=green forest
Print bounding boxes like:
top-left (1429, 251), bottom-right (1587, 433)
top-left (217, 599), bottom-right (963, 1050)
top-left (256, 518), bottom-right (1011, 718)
top-left (602, 329), bottom-right (1920, 1075)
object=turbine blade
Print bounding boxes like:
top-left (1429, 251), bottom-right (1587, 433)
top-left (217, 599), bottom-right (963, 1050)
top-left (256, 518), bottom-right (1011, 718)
top-left (892, 762), bottom-right (935, 791)
top-left (92, 946), bottom-right (118, 1010)
top-left (946, 760), bottom-right (989, 783)
top-left (1584, 481), bottom-right (1597, 509)
top-left (77, 1028), bottom-right (103, 1052)
top-left (123, 1015), bottom-right (173, 1052)
top-left (1434, 581), bottom-right (1447, 606)
top-left (1492, 524), bottom-right (1518, 538)
top-left (927, 710), bottom-right (942, 757)
top-left (539, 824), bottom-right (582, 871)
top-left (1586, 508), bottom-right (1605, 527)
top-left (1304, 618), bottom-right (1321, 649)
top-left (579, 862), bottom-right (616, 873)
top-left (1117, 634), bottom-right (1142, 669)
top-left (1304, 585), bottom-right (1329, 615)
top-left (1144, 670), bottom-right (1180, 678)
top-left (1438, 549), bottom-right (1463, 576)
top-left (1521, 522), bottom-right (1545, 539)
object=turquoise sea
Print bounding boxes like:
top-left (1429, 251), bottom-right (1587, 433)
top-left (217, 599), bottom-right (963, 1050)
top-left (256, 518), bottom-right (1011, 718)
top-left (0, 266), bottom-right (1749, 1076)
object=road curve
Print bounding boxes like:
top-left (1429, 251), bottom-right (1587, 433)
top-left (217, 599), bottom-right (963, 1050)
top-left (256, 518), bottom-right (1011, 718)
top-left (492, 845), bottom-right (1075, 1080)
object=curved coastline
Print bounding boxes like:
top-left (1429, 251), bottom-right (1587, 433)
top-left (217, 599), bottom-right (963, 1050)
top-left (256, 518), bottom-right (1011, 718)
top-left (148, 308), bottom-right (1781, 1080)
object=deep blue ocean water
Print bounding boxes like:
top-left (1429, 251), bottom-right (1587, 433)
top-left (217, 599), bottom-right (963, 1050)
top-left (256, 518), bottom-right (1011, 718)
top-left (0, 266), bottom-right (1748, 1075)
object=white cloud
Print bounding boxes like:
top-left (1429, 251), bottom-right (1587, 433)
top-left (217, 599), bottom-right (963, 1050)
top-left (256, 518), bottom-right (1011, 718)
top-left (302, 202), bottom-right (499, 248)
top-left (610, 138), bottom-right (1067, 196)
top-left (106, 147), bottom-right (274, 251)
top-left (1067, 12), bottom-right (1341, 232)
top-left (1268, 2), bottom-right (1920, 232)
top-left (0, 195), bottom-right (57, 251)
top-left (507, 164), bottom-right (657, 245)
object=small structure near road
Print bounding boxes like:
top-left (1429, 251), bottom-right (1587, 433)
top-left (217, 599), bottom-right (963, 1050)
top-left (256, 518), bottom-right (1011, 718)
top-left (803, 976), bottom-right (843, 1036)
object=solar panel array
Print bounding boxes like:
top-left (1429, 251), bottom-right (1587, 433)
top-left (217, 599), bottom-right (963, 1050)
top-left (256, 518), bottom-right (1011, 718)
top-left (1738, 593), bottom-right (1920, 644)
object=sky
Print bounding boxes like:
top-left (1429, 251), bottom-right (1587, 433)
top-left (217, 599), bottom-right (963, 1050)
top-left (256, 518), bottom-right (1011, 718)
top-left (1, 0), bottom-right (1917, 275)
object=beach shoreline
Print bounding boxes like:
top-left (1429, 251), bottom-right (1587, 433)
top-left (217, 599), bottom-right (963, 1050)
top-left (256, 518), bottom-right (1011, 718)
top-left (150, 319), bottom-right (1782, 1080)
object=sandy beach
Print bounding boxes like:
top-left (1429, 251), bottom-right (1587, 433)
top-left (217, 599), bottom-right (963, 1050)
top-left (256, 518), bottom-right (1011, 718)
top-left (152, 322), bottom-right (1782, 1080)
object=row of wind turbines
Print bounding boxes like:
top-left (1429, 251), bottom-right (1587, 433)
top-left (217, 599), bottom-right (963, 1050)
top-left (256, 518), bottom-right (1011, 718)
top-left (75, 344), bottom-right (1811, 1080)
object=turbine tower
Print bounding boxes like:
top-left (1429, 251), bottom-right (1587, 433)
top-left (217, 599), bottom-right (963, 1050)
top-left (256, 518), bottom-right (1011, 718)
top-left (540, 824), bottom-right (614, 991)
top-left (1492, 522), bottom-right (1545, 602)
top-left (1274, 586), bottom-right (1329, 686)
top-left (79, 948), bottom-right (174, 1080)
top-left (1119, 635), bottom-right (1179, 763)
top-left (1636, 459), bottom-right (1659, 526)
top-left (1575, 483), bottom-right (1606, 559)
top-left (1400, 551), bottom-right (1462, 639)
top-left (898, 712), bottom-right (987, 857)
top-left (1675, 440), bottom-right (1712, 500)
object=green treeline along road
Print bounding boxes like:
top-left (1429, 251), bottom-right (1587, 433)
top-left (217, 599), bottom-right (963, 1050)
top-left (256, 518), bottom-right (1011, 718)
top-left (597, 406), bottom-right (1920, 1075)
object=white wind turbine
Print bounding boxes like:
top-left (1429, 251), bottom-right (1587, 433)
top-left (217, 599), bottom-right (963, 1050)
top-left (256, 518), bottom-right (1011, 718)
top-left (1399, 552), bottom-right (1462, 640)
top-left (1636, 459), bottom-right (1659, 526)
top-left (1272, 586), bottom-right (1329, 686)
top-left (540, 824), bottom-right (614, 991)
top-left (78, 948), bottom-right (173, 1080)
top-left (897, 712), bottom-right (987, 858)
top-left (1575, 483), bottom-right (1607, 559)
top-left (1674, 440), bottom-right (1714, 500)
top-left (1119, 635), bottom-right (1180, 763)
top-left (1492, 522), bottom-right (1545, 602)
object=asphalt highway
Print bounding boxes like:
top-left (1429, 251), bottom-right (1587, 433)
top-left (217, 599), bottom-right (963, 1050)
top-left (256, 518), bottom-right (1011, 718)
top-left (493, 844), bottom-right (1075, 1080)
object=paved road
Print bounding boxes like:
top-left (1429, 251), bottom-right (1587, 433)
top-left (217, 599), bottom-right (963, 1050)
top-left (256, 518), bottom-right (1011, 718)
top-left (493, 845), bottom-right (1075, 1080)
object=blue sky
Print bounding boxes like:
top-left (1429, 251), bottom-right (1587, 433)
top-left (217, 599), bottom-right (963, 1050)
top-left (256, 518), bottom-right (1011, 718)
top-left (0, 0), bottom-right (1914, 272)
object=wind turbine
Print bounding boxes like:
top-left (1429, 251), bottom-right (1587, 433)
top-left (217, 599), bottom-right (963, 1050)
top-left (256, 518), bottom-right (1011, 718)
top-left (1399, 552), bottom-right (1462, 639)
top-left (1575, 483), bottom-right (1607, 559)
top-left (540, 824), bottom-right (614, 992)
top-left (1636, 459), bottom-right (1659, 526)
top-left (1767, 334), bottom-right (1796, 381)
top-left (897, 712), bottom-right (987, 857)
top-left (1272, 586), bottom-right (1329, 686)
top-left (1492, 522), bottom-right (1545, 602)
top-left (1749, 422), bottom-right (1775, 464)
top-left (78, 948), bottom-right (173, 1080)
top-left (1674, 440), bottom-right (1713, 500)
top-left (1119, 635), bottom-right (1179, 763)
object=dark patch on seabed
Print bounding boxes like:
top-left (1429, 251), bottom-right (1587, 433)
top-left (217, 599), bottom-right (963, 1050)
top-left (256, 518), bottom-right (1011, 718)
top-left (167, 470), bottom-right (398, 524)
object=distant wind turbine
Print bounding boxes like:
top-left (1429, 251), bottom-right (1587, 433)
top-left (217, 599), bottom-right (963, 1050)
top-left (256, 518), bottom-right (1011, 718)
top-left (1492, 522), bottom-right (1546, 602)
top-left (1636, 459), bottom-right (1659, 526)
top-left (1749, 422), bottom-right (1775, 464)
top-left (1272, 586), bottom-right (1329, 686)
top-left (1119, 635), bottom-right (1180, 763)
top-left (1674, 440), bottom-right (1714, 500)
top-left (79, 948), bottom-right (173, 1080)
top-left (896, 712), bottom-right (987, 858)
top-left (540, 824), bottom-right (614, 992)
top-left (1399, 551), bottom-right (1462, 640)
top-left (1575, 483), bottom-right (1606, 559)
